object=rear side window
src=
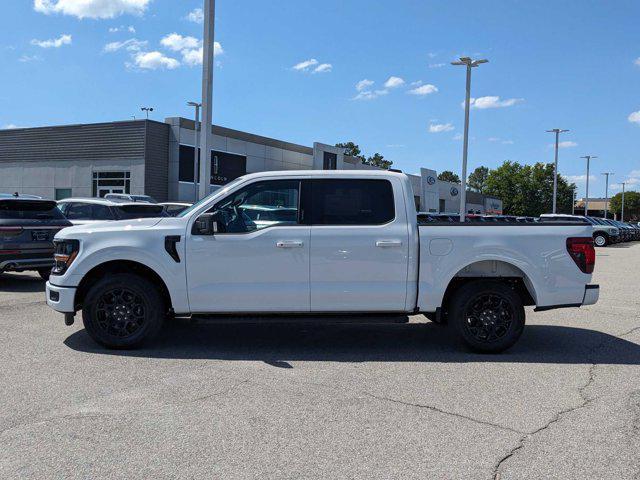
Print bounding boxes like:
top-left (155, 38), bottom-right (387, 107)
top-left (308, 179), bottom-right (395, 225)
top-left (116, 205), bottom-right (167, 219)
top-left (0, 200), bottom-right (64, 220)
top-left (63, 203), bottom-right (114, 221)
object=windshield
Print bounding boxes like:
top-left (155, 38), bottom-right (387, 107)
top-left (176, 177), bottom-right (246, 218)
top-left (0, 200), bottom-right (65, 220)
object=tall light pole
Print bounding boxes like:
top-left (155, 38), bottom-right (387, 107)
top-left (572, 186), bottom-right (576, 215)
top-left (198, 0), bottom-right (216, 201)
top-left (187, 101), bottom-right (202, 202)
top-left (580, 155), bottom-right (597, 216)
top-left (546, 128), bottom-right (569, 213)
top-left (451, 57), bottom-right (488, 222)
top-left (621, 182), bottom-right (626, 221)
top-left (602, 172), bottom-right (614, 219)
top-left (140, 107), bottom-right (153, 119)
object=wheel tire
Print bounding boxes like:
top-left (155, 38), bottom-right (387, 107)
top-left (449, 280), bottom-right (525, 353)
top-left (37, 268), bottom-right (51, 281)
top-left (82, 273), bottom-right (165, 349)
top-left (593, 233), bottom-right (608, 247)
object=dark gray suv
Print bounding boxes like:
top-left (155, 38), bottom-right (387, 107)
top-left (0, 198), bottom-right (72, 280)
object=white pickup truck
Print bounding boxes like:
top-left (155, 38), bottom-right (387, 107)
top-left (46, 171), bottom-right (599, 353)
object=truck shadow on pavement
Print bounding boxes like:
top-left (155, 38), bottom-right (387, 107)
top-left (64, 319), bottom-right (640, 366)
top-left (0, 273), bottom-right (45, 293)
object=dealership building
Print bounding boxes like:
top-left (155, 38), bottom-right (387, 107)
top-left (0, 117), bottom-right (502, 214)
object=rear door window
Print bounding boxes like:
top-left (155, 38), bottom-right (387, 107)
top-left (0, 200), bottom-right (65, 220)
top-left (306, 179), bottom-right (395, 225)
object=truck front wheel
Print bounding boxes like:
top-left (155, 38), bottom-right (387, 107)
top-left (449, 280), bottom-right (525, 353)
top-left (82, 273), bottom-right (165, 349)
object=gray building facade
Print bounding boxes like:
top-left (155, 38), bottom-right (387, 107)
top-left (0, 117), bottom-right (502, 214)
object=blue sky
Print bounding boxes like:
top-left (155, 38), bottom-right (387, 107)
top-left (1, 0), bottom-right (639, 196)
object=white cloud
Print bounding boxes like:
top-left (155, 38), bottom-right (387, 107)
top-left (132, 51), bottom-right (179, 70)
top-left (313, 63), bottom-right (332, 73)
top-left (179, 42), bottom-right (223, 66)
top-left (353, 89), bottom-right (388, 101)
top-left (628, 110), bottom-right (640, 124)
top-left (384, 76), bottom-right (405, 88)
top-left (34, 0), bottom-right (150, 19)
top-left (31, 34), bottom-right (72, 48)
top-left (128, 25), bottom-right (136, 33)
top-left (408, 84), bottom-right (438, 96)
top-left (634, 57), bottom-right (640, 67)
top-left (558, 140), bottom-right (578, 148)
top-left (488, 137), bottom-right (500, 142)
top-left (566, 174), bottom-right (596, 184)
top-left (467, 96), bottom-right (523, 109)
top-left (292, 58), bottom-right (318, 71)
top-left (109, 25), bottom-right (136, 33)
top-left (356, 79), bottom-right (374, 91)
top-left (2, 124), bottom-right (20, 129)
top-left (427, 52), bottom-right (437, 58)
top-left (186, 7), bottom-right (204, 24)
top-left (501, 140), bottom-right (514, 145)
top-left (161, 33), bottom-right (199, 51)
top-left (428, 63), bottom-right (445, 68)
top-left (104, 38), bottom-right (147, 52)
top-left (429, 123), bottom-right (454, 133)
top-left (18, 54), bottom-right (41, 62)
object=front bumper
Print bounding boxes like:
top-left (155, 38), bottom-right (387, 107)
top-left (582, 284), bottom-right (599, 306)
top-left (46, 281), bottom-right (77, 313)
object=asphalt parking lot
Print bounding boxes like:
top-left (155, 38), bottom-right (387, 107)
top-left (1, 244), bottom-right (639, 480)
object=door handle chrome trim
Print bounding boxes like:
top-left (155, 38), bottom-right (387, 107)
top-left (276, 240), bottom-right (304, 248)
top-left (376, 240), bottom-right (402, 247)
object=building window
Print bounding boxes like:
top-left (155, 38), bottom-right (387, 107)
top-left (92, 171), bottom-right (131, 197)
top-left (323, 151), bottom-right (337, 170)
top-left (178, 144), bottom-right (247, 185)
top-left (55, 188), bottom-right (72, 200)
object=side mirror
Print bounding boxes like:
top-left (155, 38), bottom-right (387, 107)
top-left (193, 212), bottom-right (226, 235)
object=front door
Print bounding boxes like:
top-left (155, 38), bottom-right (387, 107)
top-left (186, 179), bottom-right (310, 313)
top-left (307, 178), bottom-right (410, 312)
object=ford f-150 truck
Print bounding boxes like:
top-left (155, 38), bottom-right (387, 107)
top-left (46, 171), bottom-right (599, 353)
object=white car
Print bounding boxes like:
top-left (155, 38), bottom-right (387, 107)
top-left (159, 202), bottom-right (192, 217)
top-left (46, 171), bottom-right (599, 353)
top-left (57, 198), bottom-right (167, 226)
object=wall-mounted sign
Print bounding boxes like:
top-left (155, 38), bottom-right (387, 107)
top-left (427, 176), bottom-right (436, 185)
top-left (450, 187), bottom-right (459, 197)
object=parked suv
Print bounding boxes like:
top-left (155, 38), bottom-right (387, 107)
top-left (103, 193), bottom-right (157, 203)
top-left (57, 198), bottom-right (168, 225)
top-left (586, 217), bottom-right (621, 246)
top-left (0, 198), bottom-right (72, 280)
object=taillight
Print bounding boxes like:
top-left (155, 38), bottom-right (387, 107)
top-left (566, 237), bottom-right (595, 274)
top-left (0, 226), bottom-right (23, 238)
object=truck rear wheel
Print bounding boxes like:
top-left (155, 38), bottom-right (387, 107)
top-left (449, 280), bottom-right (525, 353)
top-left (82, 273), bottom-right (165, 349)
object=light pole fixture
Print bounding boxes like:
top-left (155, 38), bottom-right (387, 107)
top-left (580, 155), bottom-right (597, 216)
top-left (621, 182), bottom-right (626, 222)
top-left (546, 128), bottom-right (569, 213)
top-left (451, 57), bottom-right (488, 222)
top-left (188, 101), bottom-right (202, 202)
top-left (140, 107), bottom-right (154, 119)
top-left (602, 172), bottom-right (614, 219)
top-left (198, 0), bottom-right (216, 201)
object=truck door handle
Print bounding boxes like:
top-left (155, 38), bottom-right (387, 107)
top-left (376, 240), bottom-right (402, 247)
top-left (276, 240), bottom-right (304, 248)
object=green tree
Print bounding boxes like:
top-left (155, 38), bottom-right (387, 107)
top-left (468, 166), bottom-right (489, 193)
top-left (609, 191), bottom-right (640, 221)
top-left (483, 161), bottom-right (575, 216)
top-left (335, 142), bottom-right (393, 169)
top-left (438, 170), bottom-right (461, 183)
top-left (364, 152), bottom-right (393, 169)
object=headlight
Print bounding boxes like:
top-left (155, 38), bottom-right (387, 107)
top-left (52, 239), bottom-right (80, 275)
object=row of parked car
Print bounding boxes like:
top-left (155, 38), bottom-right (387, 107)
top-left (0, 193), bottom-right (193, 280)
top-left (419, 212), bottom-right (640, 247)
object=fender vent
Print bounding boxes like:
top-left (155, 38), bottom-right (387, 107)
top-left (164, 235), bottom-right (181, 263)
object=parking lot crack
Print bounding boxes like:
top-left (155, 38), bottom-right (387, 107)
top-left (362, 392), bottom-right (524, 434)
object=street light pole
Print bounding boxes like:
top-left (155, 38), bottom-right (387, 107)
top-left (572, 186), bottom-right (576, 215)
top-left (546, 128), bottom-right (569, 213)
top-left (451, 57), bottom-right (488, 222)
top-left (580, 155), bottom-right (597, 216)
top-left (187, 101), bottom-right (202, 202)
top-left (621, 182), bottom-right (626, 222)
top-left (602, 172), bottom-right (614, 219)
top-left (198, 0), bottom-right (216, 201)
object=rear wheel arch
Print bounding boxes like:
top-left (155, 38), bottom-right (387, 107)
top-left (75, 260), bottom-right (173, 313)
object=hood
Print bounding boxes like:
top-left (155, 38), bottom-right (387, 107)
top-left (55, 217), bottom-right (165, 239)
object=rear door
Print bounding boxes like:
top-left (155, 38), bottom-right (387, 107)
top-left (306, 178), bottom-right (410, 312)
